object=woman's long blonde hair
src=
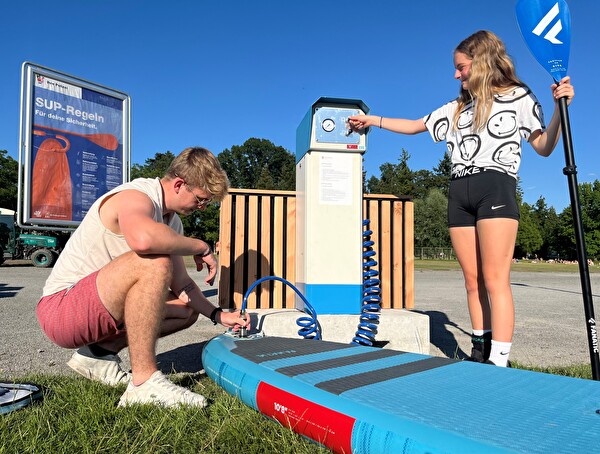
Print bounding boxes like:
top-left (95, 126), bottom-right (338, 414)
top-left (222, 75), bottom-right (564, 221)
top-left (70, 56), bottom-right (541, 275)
top-left (454, 30), bottom-right (525, 131)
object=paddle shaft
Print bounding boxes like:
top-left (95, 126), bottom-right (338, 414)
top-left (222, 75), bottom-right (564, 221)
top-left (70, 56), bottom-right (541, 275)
top-left (557, 96), bottom-right (600, 380)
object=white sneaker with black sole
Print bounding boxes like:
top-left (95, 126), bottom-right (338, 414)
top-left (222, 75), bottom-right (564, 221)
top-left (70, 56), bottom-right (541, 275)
top-left (118, 371), bottom-right (207, 408)
top-left (67, 346), bottom-right (131, 386)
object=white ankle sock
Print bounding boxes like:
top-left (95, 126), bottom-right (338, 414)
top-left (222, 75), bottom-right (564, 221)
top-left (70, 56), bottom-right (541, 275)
top-left (489, 340), bottom-right (512, 367)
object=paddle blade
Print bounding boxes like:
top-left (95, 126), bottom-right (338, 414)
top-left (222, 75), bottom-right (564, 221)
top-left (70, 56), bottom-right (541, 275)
top-left (516, 0), bottom-right (571, 81)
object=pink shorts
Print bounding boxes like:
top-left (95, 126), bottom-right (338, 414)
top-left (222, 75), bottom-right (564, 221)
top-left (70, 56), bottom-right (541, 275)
top-left (36, 270), bottom-right (126, 349)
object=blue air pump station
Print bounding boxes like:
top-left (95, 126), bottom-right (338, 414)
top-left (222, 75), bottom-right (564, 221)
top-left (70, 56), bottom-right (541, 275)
top-left (295, 97), bottom-right (369, 315)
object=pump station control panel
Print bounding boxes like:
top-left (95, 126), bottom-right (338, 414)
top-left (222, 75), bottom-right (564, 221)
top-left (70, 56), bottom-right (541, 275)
top-left (296, 97), bottom-right (368, 160)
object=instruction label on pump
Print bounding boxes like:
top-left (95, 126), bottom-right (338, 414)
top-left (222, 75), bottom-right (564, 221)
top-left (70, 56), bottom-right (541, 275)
top-left (319, 154), bottom-right (352, 205)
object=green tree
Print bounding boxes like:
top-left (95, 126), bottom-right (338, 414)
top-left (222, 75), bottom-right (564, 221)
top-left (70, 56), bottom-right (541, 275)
top-left (412, 169), bottom-right (436, 200)
top-left (367, 149), bottom-right (415, 196)
top-left (218, 138), bottom-right (295, 190)
top-left (414, 188), bottom-right (450, 247)
top-left (256, 165), bottom-right (275, 189)
top-left (431, 153), bottom-right (452, 197)
top-left (578, 180), bottom-right (600, 259)
top-left (515, 202), bottom-right (543, 258)
top-left (0, 150), bottom-right (18, 210)
top-left (365, 175), bottom-right (381, 194)
top-left (395, 153), bottom-right (451, 199)
top-left (531, 196), bottom-right (560, 259)
top-left (556, 206), bottom-right (576, 260)
top-left (555, 180), bottom-right (600, 261)
top-left (130, 151), bottom-right (176, 180)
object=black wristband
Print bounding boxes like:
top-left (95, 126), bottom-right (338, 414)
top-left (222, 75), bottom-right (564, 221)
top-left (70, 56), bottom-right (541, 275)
top-left (209, 307), bottom-right (223, 325)
top-left (202, 246), bottom-right (212, 257)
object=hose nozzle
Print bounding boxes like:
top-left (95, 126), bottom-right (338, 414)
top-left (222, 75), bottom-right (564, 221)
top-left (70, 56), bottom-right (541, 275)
top-left (239, 309), bottom-right (248, 338)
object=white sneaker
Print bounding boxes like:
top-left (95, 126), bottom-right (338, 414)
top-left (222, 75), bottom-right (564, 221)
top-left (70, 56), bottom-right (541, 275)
top-left (67, 346), bottom-right (131, 386)
top-left (118, 371), bottom-right (207, 408)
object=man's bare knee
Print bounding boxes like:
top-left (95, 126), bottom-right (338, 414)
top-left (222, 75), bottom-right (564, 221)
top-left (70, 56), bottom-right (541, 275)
top-left (97, 253), bottom-right (174, 313)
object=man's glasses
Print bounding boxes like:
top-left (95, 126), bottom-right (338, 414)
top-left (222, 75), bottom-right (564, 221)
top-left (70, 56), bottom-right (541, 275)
top-left (174, 173), bottom-right (212, 207)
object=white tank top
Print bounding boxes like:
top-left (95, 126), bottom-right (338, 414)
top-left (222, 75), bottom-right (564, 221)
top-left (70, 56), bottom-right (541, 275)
top-left (42, 178), bottom-right (183, 296)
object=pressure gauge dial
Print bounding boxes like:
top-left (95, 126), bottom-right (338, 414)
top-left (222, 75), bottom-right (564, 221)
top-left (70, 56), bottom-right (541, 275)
top-left (321, 118), bottom-right (335, 132)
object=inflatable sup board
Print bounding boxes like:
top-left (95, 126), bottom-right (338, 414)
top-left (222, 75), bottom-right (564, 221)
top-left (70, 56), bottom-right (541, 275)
top-left (202, 333), bottom-right (600, 453)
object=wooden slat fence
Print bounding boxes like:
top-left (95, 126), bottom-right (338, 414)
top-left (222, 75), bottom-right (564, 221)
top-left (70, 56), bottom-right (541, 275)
top-left (218, 189), bottom-right (414, 310)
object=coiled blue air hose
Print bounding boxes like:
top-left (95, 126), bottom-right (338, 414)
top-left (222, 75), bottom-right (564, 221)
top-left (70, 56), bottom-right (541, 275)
top-left (242, 220), bottom-right (382, 344)
top-left (241, 275), bottom-right (321, 340)
top-left (351, 219), bottom-right (382, 346)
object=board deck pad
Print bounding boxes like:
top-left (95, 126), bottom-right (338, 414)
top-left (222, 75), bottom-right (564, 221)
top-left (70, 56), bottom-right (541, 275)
top-left (202, 334), bottom-right (600, 453)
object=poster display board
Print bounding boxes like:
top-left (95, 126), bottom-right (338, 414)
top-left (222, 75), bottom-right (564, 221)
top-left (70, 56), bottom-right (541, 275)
top-left (18, 62), bottom-right (130, 228)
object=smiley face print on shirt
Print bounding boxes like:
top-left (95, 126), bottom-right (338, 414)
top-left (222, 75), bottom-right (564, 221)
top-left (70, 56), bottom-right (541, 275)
top-left (424, 86), bottom-right (545, 179)
top-left (487, 110), bottom-right (518, 139)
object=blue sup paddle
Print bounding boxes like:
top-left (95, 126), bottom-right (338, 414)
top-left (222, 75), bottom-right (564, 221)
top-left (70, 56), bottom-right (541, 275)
top-left (516, 0), bottom-right (600, 380)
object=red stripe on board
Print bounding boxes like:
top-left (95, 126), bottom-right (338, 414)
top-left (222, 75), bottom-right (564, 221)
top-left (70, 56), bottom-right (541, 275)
top-left (256, 382), bottom-right (354, 453)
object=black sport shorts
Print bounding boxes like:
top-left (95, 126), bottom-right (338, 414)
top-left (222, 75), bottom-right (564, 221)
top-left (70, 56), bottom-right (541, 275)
top-left (447, 169), bottom-right (520, 227)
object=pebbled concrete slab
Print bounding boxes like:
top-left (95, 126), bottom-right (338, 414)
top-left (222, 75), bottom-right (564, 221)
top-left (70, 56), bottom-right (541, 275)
top-left (250, 309), bottom-right (430, 354)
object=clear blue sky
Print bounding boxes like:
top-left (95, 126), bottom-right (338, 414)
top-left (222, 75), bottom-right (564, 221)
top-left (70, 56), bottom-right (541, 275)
top-left (2, 1), bottom-right (598, 211)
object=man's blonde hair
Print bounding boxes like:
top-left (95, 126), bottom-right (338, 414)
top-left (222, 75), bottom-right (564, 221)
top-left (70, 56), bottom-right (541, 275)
top-left (166, 147), bottom-right (230, 201)
top-left (454, 30), bottom-right (525, 131)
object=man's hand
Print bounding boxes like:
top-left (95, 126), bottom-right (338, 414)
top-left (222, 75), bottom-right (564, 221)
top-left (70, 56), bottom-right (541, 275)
top-left (218, 309), bottom-right (251, 331)
top-left (193, 252), bottom-right (218, 286)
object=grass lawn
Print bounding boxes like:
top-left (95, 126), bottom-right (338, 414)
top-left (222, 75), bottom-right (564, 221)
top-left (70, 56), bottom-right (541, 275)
top-left (415, 258), bottom-right (600, 273)
top-left (1, 362), bottom-right (592, 453)
top-left (0, 374), bottom-right (329, 454)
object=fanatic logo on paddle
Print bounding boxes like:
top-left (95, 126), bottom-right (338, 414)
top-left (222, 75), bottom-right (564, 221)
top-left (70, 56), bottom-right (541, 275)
top-left (532, 2), bottom-right (563, 44)
top-left (516, 0), bottom-right (571, 82)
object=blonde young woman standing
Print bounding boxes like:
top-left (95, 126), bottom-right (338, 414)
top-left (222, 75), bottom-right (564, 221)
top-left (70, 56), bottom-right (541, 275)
top-left (349, 30), bottom-right (574, 366)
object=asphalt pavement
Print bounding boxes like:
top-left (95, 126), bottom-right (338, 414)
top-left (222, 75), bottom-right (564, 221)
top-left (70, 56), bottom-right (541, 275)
top-left (1, 260), bottom-right (599, 380)
top-left (414, 266), bottom-right (599, 367)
